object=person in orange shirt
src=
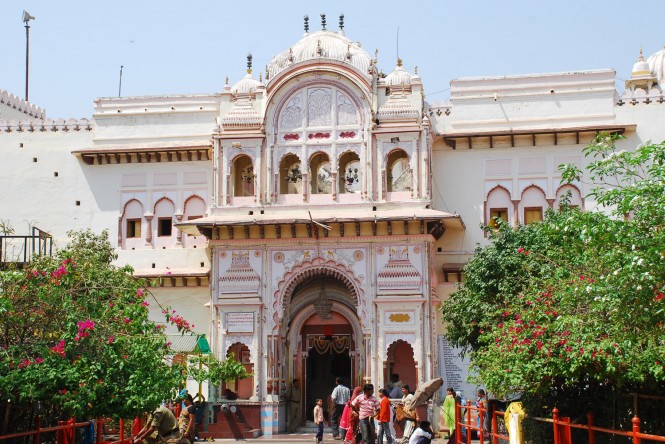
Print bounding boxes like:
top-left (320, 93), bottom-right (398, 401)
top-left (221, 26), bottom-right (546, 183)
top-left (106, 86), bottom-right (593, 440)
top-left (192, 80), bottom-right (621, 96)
top-left (377, 389), bottom-right (395, 444)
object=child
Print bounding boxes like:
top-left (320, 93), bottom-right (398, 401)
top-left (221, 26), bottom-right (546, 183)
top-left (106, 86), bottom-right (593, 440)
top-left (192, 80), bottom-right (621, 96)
top-left (314, 398), bottom-right (325, 443)
top-left (377, 388), bottom-right (394, 444)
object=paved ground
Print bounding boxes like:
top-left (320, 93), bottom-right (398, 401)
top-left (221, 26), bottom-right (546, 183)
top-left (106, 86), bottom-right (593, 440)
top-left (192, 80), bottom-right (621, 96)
top-left (197, 435), bottom-right (480, 443)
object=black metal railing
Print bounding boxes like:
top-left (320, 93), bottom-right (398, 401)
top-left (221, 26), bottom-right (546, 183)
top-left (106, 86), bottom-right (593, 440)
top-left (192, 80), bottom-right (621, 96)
top-left (0, 227), bottom-right (53, 267)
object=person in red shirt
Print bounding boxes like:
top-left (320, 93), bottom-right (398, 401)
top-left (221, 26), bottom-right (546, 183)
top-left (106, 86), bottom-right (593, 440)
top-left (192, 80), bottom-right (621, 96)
top-left (377, 389), bottom-right (395, 444)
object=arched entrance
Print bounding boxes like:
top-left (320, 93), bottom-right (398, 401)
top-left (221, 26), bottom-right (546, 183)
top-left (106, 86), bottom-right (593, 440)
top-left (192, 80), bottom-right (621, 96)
top-left (284, 276), bottom-right (362, 429)
top-left (303, 312), bottom-right (352, 421)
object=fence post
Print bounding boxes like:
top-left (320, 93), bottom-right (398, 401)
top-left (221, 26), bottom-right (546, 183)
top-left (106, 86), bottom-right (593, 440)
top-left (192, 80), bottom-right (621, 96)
top-left (553, 408), bottom-right (560, 444)
top-left (466, 400), bottom-right (472, 444)
top-left (632, 416), bottom-right (641, 444)
top-left (97, 417), bottom-right (102, 444)
top-left (479, 401), bottom-right (484, 444)
top-left (492, 409), bottom-right (499, 444)
top-left (587, 412), bottom-right (595, 444)
top-left (119, 418), bottom-right (124, 443)
top-left (33, 416), bottom-right (40, 444)
top-left (455, 402), bottom-right (462, 444)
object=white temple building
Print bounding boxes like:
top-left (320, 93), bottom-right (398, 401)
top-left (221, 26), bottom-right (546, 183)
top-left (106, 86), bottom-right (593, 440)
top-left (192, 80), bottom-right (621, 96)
top-left (2, 14), bottom-right (665, 437)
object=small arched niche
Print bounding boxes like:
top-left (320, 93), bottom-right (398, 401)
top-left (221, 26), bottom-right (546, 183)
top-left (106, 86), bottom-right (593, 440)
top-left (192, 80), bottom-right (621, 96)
top-left (386, 149), bottom-right (412, 193)
top-left (385, 340), bottom-right (417, 391)
top-left (280, 154), bottom-right (303, 195)
top-left (232, 155), bottom-right (255, 198)
top-left (310, 152), bottom-right (332, 195)
top-left (224, 342), bottom-right (254, 400)
top-left (338, 151), bottom-right (361, 194)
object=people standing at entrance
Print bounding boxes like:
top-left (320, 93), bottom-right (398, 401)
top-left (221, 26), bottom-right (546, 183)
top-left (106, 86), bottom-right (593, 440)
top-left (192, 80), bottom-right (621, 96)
top-left (343, 386), bottom-right (362, 444)
top-left (351, 383), bottom-right (381, 444)
top-left (377, 389), bottom-right (395, 444)
top-left (331, 377), bottom-right (351, 440)
top-left (399, 385), bottom-right (418, 444)
top-left (178, 394), bottom-right (196, 443)
top-left (287, 379), bottom-right (302, 432)
top-left (314, 398), bottom-right (325, 443)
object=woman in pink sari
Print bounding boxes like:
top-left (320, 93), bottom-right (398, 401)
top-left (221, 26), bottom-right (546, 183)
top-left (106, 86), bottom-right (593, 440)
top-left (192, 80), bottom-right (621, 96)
top-left (343, 387), bottom-right (363, 444)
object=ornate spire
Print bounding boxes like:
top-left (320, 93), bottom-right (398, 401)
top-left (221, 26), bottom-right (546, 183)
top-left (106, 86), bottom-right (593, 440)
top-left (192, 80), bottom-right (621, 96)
top-left (339, 13), bottom-right (344, 30)
top-left (247, 53), bottom-right (253, 74)
top-left (414, 66), bottom-right (418, 75)
top-left (259, 73), bottom-right (263, 83)
top-left (320, 13), bottom-right (326, 30)
top-left (638, 47), bottom-right (645, 62)
top-left (265, 65), bottom-right (269, 81)
top-left (396, 58), bottom-right (403, 67)
top-left (304, 15), bottom-right (309, 33)
top-left (225, 76), bottom-right (229, 85)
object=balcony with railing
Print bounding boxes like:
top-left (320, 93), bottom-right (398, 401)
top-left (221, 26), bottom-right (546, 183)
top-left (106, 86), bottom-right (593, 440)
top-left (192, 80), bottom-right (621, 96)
top-left (0, 227), bottom-right (53, 268)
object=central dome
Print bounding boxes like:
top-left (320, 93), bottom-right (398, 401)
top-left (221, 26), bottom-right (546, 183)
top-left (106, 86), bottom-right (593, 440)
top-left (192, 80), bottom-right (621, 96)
top-left (267, 30), bottom-right (372, 83)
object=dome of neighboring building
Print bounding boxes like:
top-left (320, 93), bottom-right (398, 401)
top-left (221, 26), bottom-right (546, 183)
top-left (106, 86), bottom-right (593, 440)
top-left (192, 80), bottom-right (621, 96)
top-left (267, 29), bottom-right (372, 82)
top-left (632, 49), bottom-right (652, 78)
top-left (384, 60), bottom-right (413, 87)
top-left (647, 46), bottom-right (665, 84)
top-left (231, 73), bottom-right (263, 95)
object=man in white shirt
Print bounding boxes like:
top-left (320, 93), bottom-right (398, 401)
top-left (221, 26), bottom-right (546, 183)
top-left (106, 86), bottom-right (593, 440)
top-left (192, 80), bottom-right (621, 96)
top-left (408, 420), bottom-right (433, 444)
top-left (399, 385), bottom-right (417, 444)
top-left (330, 377), bottom-right (351, 440)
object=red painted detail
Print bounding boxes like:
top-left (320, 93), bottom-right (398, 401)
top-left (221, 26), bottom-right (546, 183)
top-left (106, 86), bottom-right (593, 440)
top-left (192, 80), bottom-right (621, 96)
top-left (308, 132), bottom-right (331, 140)
top-left (283, 133), bottom-right (300, 141)
top-left (340, 131), bottom-right (356, 138)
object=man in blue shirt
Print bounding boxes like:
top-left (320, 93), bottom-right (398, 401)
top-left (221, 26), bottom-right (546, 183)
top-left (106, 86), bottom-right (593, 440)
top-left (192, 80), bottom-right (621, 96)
top-left (330, 377), bottom-right (351, 440)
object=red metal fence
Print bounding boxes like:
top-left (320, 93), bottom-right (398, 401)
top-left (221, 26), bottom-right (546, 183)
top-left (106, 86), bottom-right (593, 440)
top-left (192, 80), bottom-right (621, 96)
top-left (0, 417), bottom-right (134, 444)
top-left (452, 401), bottom-right (665, 444)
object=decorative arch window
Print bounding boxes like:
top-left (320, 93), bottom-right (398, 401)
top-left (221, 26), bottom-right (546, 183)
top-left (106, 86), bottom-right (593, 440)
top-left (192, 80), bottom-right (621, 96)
top-left (338, 151), bottom-right (361, 194)
top-left (555, 184), bottom-right (583, 210)
top-left (276, 86), bottom-right (364, 199)
top-left (232, 155), bottom-right (254, 197)
top-left (183, 195), bottom-right (206, 248)
top-left (385, 340), bottom-right (416, 391)
top-left (154, 197), bottom-right (176, 248)
top-left (386, 149), bottom-right (411, 192)
top-left (486, 186), bottom-right (513, 228)
top-left (121, 199), bottom-right (144, 248)
top-left (224, 342), bottom-right (254, 400)
top-left (280, 154), bottom-right (303, 194)
top-left (310, 152), bottom-right (332, 194)
top-left (521, 186), bottom-right (547, 225)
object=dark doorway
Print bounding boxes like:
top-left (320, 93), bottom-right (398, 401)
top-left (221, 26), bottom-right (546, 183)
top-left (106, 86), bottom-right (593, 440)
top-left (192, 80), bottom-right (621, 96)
top-left (306, 349), bottom-right (351, 421)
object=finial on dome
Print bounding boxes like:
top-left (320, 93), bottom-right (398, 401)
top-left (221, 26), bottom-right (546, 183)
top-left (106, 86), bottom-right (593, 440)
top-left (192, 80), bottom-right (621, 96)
top-left (414, 66), bottom-right (418, 75)
top-left (265, 65), bottom-right (269, 80)
top-left (339, 13), bottom-right (344, 30)
top-left (247, 53), bottom-right (253, 74)
top-left (304, 15), bottom-right (309, 33)
top-left (639, 47), bottom-right (645, 62)
top-left (321, 13), bottom-right (326, 30)
top-left (397, 58), bottom-right (403, 67)
top-left (374, 48), bottom-right (378, 63)
top-left (259, 73), bottom-right (263, 83)
top-left (225, 76), bottom-right (229, 85)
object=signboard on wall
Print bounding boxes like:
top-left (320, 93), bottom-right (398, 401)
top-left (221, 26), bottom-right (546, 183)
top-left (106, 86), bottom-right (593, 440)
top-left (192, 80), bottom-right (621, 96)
top-left (437, 335), bottom-right (476, 402)
top-left (227, 312), bottom-right (254, 333)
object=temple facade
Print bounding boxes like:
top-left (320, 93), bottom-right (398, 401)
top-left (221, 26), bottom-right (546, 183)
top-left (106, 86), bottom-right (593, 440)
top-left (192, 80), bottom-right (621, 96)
top-left (2, 15), bottom-right (665, 436)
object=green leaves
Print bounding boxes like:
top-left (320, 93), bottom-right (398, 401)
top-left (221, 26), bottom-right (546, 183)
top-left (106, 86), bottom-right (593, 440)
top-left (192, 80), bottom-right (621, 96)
top-left (443, 135), bottom-right (665, 400)
top-left (0, 230), bottom-right (182, 421)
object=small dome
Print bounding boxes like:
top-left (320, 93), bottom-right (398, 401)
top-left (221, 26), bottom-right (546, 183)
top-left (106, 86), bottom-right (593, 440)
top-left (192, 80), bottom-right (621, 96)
top-left (647, 46), bottom-right (665, 84)
top-left (384, 60), bottom-right (413, 87)
top-left (231, 73), bottom-right (263, 95)
top-left (631, 49), bottom-right (652, 78)
top-left (267, 30), bottom-right (372, 82)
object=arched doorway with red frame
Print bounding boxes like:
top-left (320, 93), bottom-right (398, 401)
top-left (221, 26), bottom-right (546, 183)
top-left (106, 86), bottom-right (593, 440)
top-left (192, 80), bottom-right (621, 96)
top-left (302, 311), bottom-right (353, 422)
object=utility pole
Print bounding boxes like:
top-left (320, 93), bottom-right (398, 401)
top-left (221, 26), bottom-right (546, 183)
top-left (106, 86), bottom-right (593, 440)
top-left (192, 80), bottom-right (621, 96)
top-left (22, 11), bottom-right (36, 101)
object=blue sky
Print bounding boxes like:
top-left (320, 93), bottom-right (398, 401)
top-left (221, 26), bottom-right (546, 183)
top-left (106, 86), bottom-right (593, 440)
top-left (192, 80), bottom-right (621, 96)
top-left (0, 0), bottom-right (661, 118)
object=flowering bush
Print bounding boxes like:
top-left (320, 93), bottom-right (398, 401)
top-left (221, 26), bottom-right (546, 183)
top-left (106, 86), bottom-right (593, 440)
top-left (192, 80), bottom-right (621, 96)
top-left (442, 135), bottom-right (665, 434)
top-left (0, 231), bottom-right (182, 428)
